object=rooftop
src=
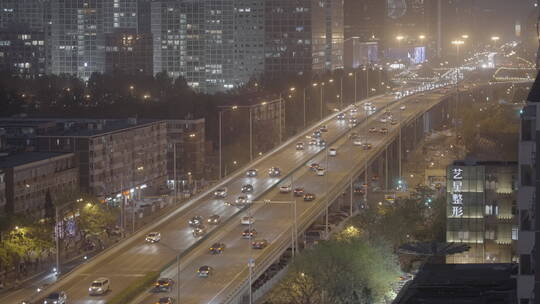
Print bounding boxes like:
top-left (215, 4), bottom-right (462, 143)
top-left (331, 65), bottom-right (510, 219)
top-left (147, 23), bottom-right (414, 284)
top-left (395, 263), bottom-right (517, 304)
top-left (28, 118), bottom-right (164, 137)
top-left (0, 152), bottom-right (73, 168)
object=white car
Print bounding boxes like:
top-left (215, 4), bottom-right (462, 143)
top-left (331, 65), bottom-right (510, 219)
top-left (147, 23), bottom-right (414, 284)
top-left (145, 232), bottom-right (161, 243)
top-left (213, 187), bottom-right (227, 198)
top-left (400, 105), bottom-right (406, 110)
top-left (353, 140), bottom-right (364, 146)
top-left (89, 278), bottom-right (110, 296)
top-left (280, 185), bottom-right (292, 193)
top-left (317, 168), bottom-right (326, 176)
top-left (241, 216), bottom-right (255, 225)
top-left (329, 148), bottom-right (337, 156)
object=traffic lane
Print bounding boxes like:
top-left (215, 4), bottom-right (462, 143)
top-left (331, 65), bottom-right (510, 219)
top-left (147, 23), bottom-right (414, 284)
top-left (140, 202), bottom-right (295, 304)
top-left (134, 90), bottom-right (437, 303)
top-left (20, 94), bottom-right (407, 303)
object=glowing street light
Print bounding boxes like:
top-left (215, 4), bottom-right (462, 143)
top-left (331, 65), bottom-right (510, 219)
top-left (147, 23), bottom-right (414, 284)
top-left (418, 35), bottom-right (426, 40)
top-left (491, 36), bottom-right (500, 42)
top-left (461, 34), bottom-right (469, 39)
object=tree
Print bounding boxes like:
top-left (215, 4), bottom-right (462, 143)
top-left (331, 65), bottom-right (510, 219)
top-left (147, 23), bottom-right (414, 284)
top-left (266, 237), bottom-right (400, 304)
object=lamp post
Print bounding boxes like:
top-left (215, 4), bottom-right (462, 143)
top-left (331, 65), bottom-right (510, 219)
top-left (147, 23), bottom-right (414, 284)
top-left (348, 72), bottom-right (357, 103)
top-left (396, 35), bottom-right (404, 48)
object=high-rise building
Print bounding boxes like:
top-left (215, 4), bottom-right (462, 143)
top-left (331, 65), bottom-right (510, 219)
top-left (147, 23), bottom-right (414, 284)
top-left (0, 0), bottom-right (47, 77)
top-left (233, 0), bottom-right (265, 86)
top-left (264, 0), bottom-right (344, 79)
top-left (516, 76), bottom-right (540, 304)
top-left (445, 160), bottom-right (518, 264)
top-left (50, 0), bottom-right (105, 80)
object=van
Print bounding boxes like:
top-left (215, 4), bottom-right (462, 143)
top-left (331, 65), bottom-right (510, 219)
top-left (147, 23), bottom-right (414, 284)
top-left (89, 278), bottom-right (110, 295)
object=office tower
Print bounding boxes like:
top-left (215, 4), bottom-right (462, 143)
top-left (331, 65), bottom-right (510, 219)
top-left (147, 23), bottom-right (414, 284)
top-left (0, 0), bottom-right (47, 77)
top-left (516, 76), bottom-right (540, 304)
top-left (50, 0), bottom-right (105, 80)
top-left (264, 0), bottom-right (344, 79)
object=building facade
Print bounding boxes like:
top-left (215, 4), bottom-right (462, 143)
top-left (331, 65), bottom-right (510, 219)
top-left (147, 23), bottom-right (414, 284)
top-left (0, 0), bottom-right (47, 77)
top-left (0, 170), bottom-right (6, 215)
top-left (36, 119), bottom-right (167, 200)
top-left (233, 0), bottom-right (265, 87)
top-left (49, 0), bottom-right (106, 80)
top-left (0, 152), bottom-right (78, 216)
top-left (517, 77), bottom-right (540, 304)
top-left (264, 0), bottom-right (344, 79)
top-left (446, 160), bottom-right (517, 264)
top-left (166, 119), bottom-right (206, 182)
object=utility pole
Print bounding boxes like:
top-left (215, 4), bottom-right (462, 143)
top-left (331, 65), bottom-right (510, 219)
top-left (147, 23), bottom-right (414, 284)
top-left (249, 108), bottom-right (253, 161)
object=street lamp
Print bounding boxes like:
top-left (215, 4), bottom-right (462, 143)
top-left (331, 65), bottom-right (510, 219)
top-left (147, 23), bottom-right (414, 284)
top-left (418, 34), bottom-right (426, 41)
top-left (396, 35), bottom-right (404, 48)
top-left (461, 34), bottom-right (469, 39)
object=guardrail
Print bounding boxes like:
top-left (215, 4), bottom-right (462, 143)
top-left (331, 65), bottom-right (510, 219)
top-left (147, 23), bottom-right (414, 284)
top-left (219, 84), bottom-right (457, 303)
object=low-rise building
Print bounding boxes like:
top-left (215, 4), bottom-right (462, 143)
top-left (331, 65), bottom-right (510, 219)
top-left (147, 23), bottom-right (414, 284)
top-left (0, 118), bottom-right (57, 151)
top-left (446, 160), bottom-right (518, 264)
top-left (37, 118), bottom-right (167, 200)
top-left (0, 152), bottom-right (78, 216)
top-left (394, 263), bottom-right (517, 304)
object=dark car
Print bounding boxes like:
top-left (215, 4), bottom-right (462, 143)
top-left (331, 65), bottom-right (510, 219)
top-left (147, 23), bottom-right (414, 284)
top-left (207, 214), bottom-right (221, 225)
top-left (304, 193), bottom-right (316, 201)
top-left (43, 291), bottom-right (67, 304)
top-left (252, 239), bottom-right (269, 249)
top-left (241, 184), bottom-right (254, 193)
top-left (308, 163), bottom-right (320, 171)
top-left (293, 187), bottom-right (305, 197)
top-left (210, 242), bottom-right (226, 254)
top-left (197, 265), bottom-right (213, 277)
top-left (155, 297), bottom-right (174, 304)
top-left (154, 278), bottom-right (174, 292)
top-left (188, 216), bottom-right (204, 227)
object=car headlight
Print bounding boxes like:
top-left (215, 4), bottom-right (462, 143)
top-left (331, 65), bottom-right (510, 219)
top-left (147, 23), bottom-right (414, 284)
top-left (89, 287), bottom-right (92, 291)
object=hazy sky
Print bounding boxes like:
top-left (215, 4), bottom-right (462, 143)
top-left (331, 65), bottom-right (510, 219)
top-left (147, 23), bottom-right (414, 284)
top-left (474, 0), bottom-right (536, 38)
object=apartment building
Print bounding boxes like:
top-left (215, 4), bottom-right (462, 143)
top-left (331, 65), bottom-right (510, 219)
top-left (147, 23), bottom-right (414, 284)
top-left (37, 118), bottom-right (167, 200)
top-left (0, 152), bottom-right (78, 216)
